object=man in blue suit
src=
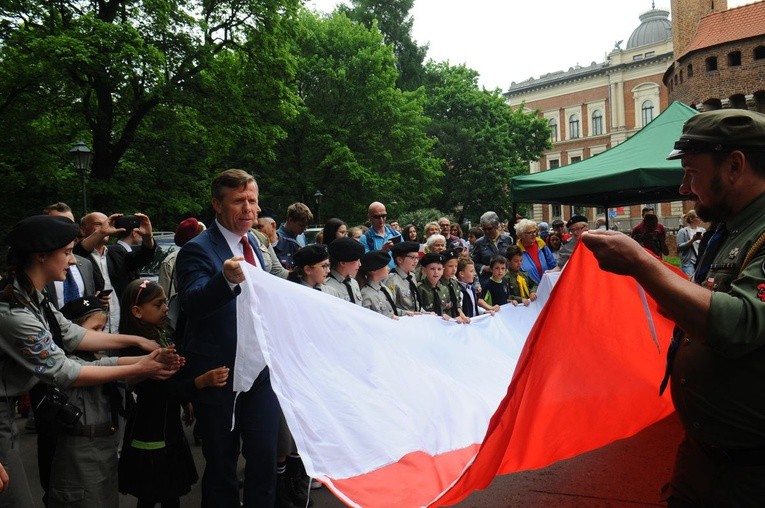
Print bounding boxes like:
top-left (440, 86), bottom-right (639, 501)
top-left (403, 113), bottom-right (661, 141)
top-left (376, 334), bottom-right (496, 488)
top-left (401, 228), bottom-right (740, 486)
top-left (176, 169), bottom-right (280, 507)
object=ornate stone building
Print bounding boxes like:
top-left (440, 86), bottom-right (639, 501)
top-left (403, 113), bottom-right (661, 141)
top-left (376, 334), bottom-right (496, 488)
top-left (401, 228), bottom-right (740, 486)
top-left (505, 6), bottom-right (678, 229)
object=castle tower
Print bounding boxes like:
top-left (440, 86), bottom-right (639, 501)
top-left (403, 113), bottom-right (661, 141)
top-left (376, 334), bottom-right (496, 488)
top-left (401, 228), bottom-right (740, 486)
top-left (670, 0), bottom-right (728, 58)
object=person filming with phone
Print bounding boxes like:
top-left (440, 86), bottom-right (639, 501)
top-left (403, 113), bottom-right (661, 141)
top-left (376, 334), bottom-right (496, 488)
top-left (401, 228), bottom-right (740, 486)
top-left (75, 212), bottom-right (156, 332)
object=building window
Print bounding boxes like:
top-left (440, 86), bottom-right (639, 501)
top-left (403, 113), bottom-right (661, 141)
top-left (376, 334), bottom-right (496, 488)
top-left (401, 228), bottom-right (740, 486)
top-left (687, 64), bottom-right (694, 77)
top-left (679, 70), bottom-right (684, 83)
top-left (644, 51), bottom-right (655, 58)
top-left (756, 46), bottom-right (765, 60)
top-left (549, 159), bottom-right (560, 170)
top-left (548, 118), bottom-right (558, 143)
top-left (574, 206), bottom-right (587, 216)
top-left (570, 156), bottom-right (581, 164)
top-left (568, 114), bottom-right (580, 139)
top-left (552, 204), bottom-right (562, 218)
top-left (728, 51), bottom-right (741, 66)
top-left (591, 110), bottom-right (603, 136)
top-left (641, 100), bottom-right (654, 126)
top-left (706, 56), bottom-right (718, 71)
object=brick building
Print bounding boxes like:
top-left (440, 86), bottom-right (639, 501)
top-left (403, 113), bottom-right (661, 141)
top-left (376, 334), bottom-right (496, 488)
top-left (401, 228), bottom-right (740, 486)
top-left (663, 1), bottom-right (765, 112)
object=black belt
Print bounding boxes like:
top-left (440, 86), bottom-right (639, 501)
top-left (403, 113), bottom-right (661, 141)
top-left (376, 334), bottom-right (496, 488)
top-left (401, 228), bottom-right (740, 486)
top-left (692, 436), bottom-right (765, 467)
top-left (63, 422), bottom-right (118, 438)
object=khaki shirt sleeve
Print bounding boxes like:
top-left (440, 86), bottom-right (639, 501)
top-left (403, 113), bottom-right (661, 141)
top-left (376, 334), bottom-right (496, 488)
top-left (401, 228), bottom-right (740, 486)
top-left (706, 249), bottom-right (765, 357)
top-left (0, 307), bottom-right (82, 388)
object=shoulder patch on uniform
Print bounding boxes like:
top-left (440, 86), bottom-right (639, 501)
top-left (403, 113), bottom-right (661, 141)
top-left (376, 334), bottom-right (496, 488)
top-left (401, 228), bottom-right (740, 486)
top-left (758, 283), bottom-right (765, 303)
top-left (728, 247), bottom-right (740, 259)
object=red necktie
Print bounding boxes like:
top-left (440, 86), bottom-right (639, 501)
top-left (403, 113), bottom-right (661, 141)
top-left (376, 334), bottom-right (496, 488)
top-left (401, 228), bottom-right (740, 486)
top-left (240, 236), bottom-right (257, 266)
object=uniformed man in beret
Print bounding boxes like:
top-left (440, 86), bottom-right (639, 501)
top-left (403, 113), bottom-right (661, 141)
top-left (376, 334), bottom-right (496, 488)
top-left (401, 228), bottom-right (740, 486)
top-left (324, 237), bottom-right (364, 304)
top-left (553, 214), bottom-right (589, 271)
top-left (386, 241), bottom-right (422, 314)
top-left (583, 109), bottom-right (765, 505)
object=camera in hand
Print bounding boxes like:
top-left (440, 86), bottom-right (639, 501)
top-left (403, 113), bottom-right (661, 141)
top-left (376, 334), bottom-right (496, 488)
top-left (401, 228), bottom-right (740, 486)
top-left (114, 215), bottom-right (142, 232)
top-left (35, 387), bottom-right (82, 427)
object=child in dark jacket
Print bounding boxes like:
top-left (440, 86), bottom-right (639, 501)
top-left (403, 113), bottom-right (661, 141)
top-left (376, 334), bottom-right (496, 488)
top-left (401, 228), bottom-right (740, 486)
top-left (118, 279), bottom-right (228, 508)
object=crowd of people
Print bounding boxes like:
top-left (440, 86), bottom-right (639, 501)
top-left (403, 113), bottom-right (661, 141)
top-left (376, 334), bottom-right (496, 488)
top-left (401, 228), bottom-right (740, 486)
top-left (0, 108), bottom-right (764, 507)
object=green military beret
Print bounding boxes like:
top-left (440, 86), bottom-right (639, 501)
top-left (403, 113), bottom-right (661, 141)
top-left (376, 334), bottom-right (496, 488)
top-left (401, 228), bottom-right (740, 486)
top-left (667, 109), bottom-right (765, 160)
top-left (420, 252), bottom-right (445, 266)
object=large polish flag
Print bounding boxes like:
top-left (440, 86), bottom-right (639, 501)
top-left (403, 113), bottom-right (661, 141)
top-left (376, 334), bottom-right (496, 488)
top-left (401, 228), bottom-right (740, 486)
top-left (236, 245), bottom-right (677, 507)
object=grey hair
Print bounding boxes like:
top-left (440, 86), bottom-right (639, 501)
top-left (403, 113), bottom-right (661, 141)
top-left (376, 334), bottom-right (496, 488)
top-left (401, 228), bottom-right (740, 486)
top-left (426, 234), bottom-right (446, 249)
top-left (514, 218), bottom-right (538, 236)
top-left (479, 211), bottom-right (500, 227)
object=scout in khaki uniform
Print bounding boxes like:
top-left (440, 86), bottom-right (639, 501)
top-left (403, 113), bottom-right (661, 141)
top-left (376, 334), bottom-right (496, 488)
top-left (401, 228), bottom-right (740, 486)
top-left (324, 237), bottom-right (364, 305)
top-left (386, 241), bottom-right (423, 313)
top-left (358, 251), bottom-right (398, 318)
top-left (583, 109), bottom-right (765, 506)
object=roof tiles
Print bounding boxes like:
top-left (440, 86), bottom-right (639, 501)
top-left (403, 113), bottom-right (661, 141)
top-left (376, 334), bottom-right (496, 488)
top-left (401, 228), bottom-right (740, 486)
top-left (680, 1), bottom-right (765, 58)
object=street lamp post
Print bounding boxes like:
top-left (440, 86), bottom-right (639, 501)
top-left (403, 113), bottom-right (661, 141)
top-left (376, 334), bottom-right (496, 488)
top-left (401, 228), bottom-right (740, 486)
top-left (69, 141), bottom-right (93, 217)
top-left (313, 190), bottom-right (324, 225)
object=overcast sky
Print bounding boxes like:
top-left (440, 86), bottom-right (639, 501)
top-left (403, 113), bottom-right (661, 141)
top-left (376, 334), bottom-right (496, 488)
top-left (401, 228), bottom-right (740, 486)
top-left (306, 0), bottom-right (752, 91)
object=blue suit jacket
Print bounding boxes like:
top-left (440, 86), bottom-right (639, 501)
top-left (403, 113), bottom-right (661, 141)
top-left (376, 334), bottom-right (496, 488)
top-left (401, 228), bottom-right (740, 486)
top-left (175, 222), bottom-right (265, 405)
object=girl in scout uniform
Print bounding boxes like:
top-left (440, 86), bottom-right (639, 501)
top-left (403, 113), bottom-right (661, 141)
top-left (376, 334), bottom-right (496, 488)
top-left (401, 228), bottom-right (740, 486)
top-left (0, 215), bottom-right (179, 507)
top-left (358, 251), bottom-right (398, 319)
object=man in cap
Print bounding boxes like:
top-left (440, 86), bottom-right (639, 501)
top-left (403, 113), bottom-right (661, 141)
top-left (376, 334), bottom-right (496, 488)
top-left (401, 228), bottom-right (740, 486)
top-left (324, 237), bottom-right (365, 304)
top-left (551, 215), bottom-right (589, 271)
top-left (386, 241), bottom-right (423, 314)
top-left (551, 218), bottom-right (571, 243)
top-left (583, 109), bottom-right (765, 505)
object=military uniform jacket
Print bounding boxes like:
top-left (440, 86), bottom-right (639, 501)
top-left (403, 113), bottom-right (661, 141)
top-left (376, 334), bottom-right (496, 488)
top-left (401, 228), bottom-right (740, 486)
top-left (386, 267), bottom-right (420, 313)
top-left (441, 277), bottom-right (463, 318)
top-left (417, 279), bottom-right (452, 315)
top-left (0, 281), bottom-right (87, 396)
top-left (671, 191), bottom-right (765, 449)
top-left (361, 281), bottom-right (397, 318)
top-left (324, 270), bottom-right (362, 305)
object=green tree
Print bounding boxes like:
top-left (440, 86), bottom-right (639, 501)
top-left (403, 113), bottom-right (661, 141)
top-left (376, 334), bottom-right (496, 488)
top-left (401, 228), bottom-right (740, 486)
top-left (341, 0), bottom-right (428, 91)
top-left (0, 0), bottom-right (299, 181)
top-left (422, 62), bottom-right (550, 222)
top-left (261, 10), bottom-right (441, 223)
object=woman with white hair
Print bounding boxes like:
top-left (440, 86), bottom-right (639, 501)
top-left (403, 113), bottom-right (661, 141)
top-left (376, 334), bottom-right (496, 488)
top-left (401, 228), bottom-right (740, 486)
top-left (470, 211), bottom-right (514, 285)
top-left (514, 218), bottom-right (556, 284)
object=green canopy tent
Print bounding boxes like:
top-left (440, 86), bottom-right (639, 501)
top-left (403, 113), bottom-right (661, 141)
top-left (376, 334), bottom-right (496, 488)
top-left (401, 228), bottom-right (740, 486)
top-left (510, 101), bottom-right (698, 208)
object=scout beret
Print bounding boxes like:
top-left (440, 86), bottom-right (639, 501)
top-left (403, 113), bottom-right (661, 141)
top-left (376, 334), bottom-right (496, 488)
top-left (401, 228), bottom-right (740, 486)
top-left (566, 215), bottom-right (588, 229)
top-left (293, 244), bottom-right (329, 267)
top-left (6, 215), bottom-right (80, 253)
top-left (420, 252), bottom-right (445, 266)
top-left (667, 109), bottom-right (765, 160)
top-left (328, 237), bottom-right (365, 262)
top-left (174, 217), bottom-right (200, 247)
top-left (60, 296), bottom-right (105, 322)
top-left (442, 248), bottom-right (462, 262)
top-left (360, 251), bottom-right (390, 272)
top-left (391, 241), bottom-right (420, 258)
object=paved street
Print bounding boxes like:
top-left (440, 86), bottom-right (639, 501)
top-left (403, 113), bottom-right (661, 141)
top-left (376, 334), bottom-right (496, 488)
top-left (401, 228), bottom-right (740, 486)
top-left (16, 411), bottom-right (682, 507)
